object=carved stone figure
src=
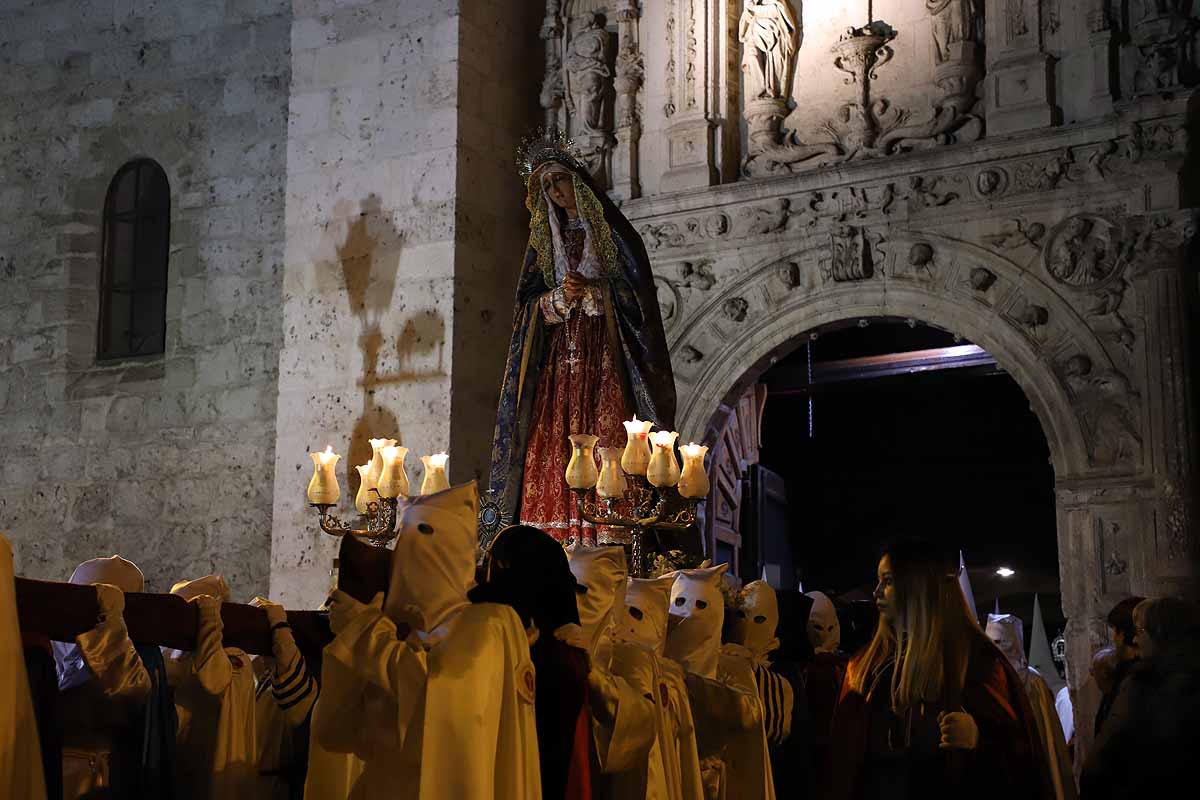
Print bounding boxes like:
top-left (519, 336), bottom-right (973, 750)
top-left (824, 225), bottom-right (874, 282)
top-left (739, 0), bottom-right (799, 100)
top-left (722, 297), bottom-right (749, 323)
top-left (927, 0), bottom-right (978, 62)
top-left (565, 14), bottom-right (611, 135)
top-left (1045, 217), bottom-right (1117, 287)
top-left (1063, 355), bottom-right (1143, 467)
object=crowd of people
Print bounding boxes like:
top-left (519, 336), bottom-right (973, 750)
top-left (3, 481), bottom-right (1199, 800)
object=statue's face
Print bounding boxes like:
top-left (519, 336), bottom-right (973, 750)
top-left (542, 170), bottom-right (577, 213)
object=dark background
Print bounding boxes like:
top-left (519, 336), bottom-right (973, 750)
top-left (756, 320), bottom-right (1065, 651)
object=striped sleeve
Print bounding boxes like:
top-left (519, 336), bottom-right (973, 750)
top-left (266, 651), bottom-right (318, 726)
top-left (755, 664), bottom-right (794, 747)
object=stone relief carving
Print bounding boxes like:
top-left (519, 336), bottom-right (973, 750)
top-left (982, 219), bottom-right (1046, 250)
top-left (969, 266), bottom-right (997, 291)
top-left (1119, 210), bottom-right (1198, 276)
top-left (1062, 354), bottom-right (1143, 468)
top-left (1126, 1), bottom-right (1199, 96)
top-left (907, 242), bottom-right (936, 278)
top-left (722, 296), bottom-right (750, 322)
top-left (680, 344), bottom-right (704, 364)
top-left (1085, 279), bottom-right (1136, 353)
top-left (975, 168), bottom-right (1008, 196)
top-left (822, 224), bottom-right (875, 282)
top-left (737, 198), bottom-right (793, 235)
top-left (612, 0), bottom-right (644, 199)
top-left (655, 275), bottom-right (682, 329)
top-left (1043, 215), bottom-right (1120, 288)
top-left (684, 0), bottom-right (699, 110)
top-left (904, 175), bottom-right (960, 208)
top-left (678, 260), bottom-right (717, 290)
top-left (539, 0), bottom-right (565, 125)
top-left (928, 0), bottom-right (978, 62)
top-left (664, 2), bottom-right (677, 116)
top-left (740, 0), bottom-right (800, 153)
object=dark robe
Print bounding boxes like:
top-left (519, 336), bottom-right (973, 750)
top-left (483, 162), bottom-right (675, 545)
top-left (824, 634), bottom-right (1051, 800)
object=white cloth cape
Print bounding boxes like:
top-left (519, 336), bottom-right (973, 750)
top-left (0, 534), bottom-right (47, 800)
top-left (164, 598), bottom-right (258, 800)
top-left (311, 600), bottom-right (542, 800)
top-left (1020, 665), bottom-right (1077, 800)
top-left (715, 645), bottom-right (777, 800)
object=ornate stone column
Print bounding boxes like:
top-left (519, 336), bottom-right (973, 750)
top-left (1127, 212), bottom-right (1199, 594)
top-left (612, 0), bottom-right (644, 200)
top-left (661, 0), bottom-right (719, 192)
top-left (539, 0), bottom-right (564, 129)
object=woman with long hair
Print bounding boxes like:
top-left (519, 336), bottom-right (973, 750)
top-left (824, 539), bottom-right (1050, 800)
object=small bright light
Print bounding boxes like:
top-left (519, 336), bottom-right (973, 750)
top-left (996, 567), bottom-right (1015, 578)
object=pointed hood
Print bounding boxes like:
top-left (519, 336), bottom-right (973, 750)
top-left (565, 543), bottom-right (627, 657)
top-left (614, 575), bottom-right (675, 654)
top-left (805, 590), bottom-right (841, 654)
top-left (731, 579), bottom-right (781, 662)
top-left (957, 551), bottom-right (977, 622)
top-left (1029, 593), bottom-right (1065, 693)
top-left (664, 563), bottom-right (728, 678)
top-left (170, 574), bottom-right (231, 602)
top-left (71, 555), bottom-right (144, 593)
top-left (385, 481), bottom-right (479, 632)
top-left (986, 612), bottom-right (1026, 670)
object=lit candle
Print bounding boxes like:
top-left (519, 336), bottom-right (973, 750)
top-left (646, 431), bottom-right (680, 487)
top-left (306, 445), bottom-right (341, 505)
top-left (621, 415), bottom-right (654, 476)
top-left (367, 438), bottom-right (397, 487)
top-left (565, 433), bottom-right (600, 490)
top-left (354, 464), bottom-right (375, 513)
top-left (596, 446), bottom-right (628, 498)
top-left (677, 443), bottom-right (710, 499)
top-left (420, 452), bottom-right (450, 495)
top-left (377, 445), bottom-right (411, 499)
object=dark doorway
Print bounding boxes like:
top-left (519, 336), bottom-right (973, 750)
top-left (755, 318), bottom-right (1063, 656)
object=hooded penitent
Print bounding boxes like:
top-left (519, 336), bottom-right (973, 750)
top-left (986, 613), bottom-right (1027, 670)
top-left (565, 543), bottom-right (627, 657)
top-left (805, 591), bottom-right (841, 654)
top-left (614, 575), bottom-right (676, 654)
top-left (484, 131), bottom-right (676, 546)
top-left (731, 579), bottom-right (782, 664)
top-left (384, 482), bottom-right (479, 632)
top-left (665, 564), bottom-right (729, 679)
top-left (986, 613), bottom-right (1077, 800)
top-left (71, 555), bottom-right (144, 593)
top-left (313, 481), bottom-right (542, 800)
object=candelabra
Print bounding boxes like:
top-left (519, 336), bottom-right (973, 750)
top-left (312, 496), bottom-right (399, 547)
top-left (571, 479), bottom-right (701, 577)
top-left (565, 420), bottom-right (710, 577)
top-left (305, 442), bottom-right (450, 548)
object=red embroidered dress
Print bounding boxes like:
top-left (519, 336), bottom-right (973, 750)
top-left (519, 218), bottom-right (630, 545)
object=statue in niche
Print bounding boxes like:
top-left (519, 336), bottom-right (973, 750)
top-left (564, 13), bottom-right (611, 135)
top-left (927, 0), bottom-right (978, 62)
top-left (1063, 355), bottom-right (1142, 467)
top-left (739, 0), bottom-right (799, 100)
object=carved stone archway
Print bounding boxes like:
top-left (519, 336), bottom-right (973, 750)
top-left (633, 187), bottom-right (1197, 766)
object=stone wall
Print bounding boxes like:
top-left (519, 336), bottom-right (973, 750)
top-left (269, 0), bottom-right (541, 606)
top-left (0, 0), bottom-right (291, 598)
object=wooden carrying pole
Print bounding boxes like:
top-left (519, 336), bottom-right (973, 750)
top-left (14, 535), bottom-right (395, 659)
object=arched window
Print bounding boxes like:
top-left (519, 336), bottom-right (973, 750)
top-left (97, 159), bottom-right (170, 360)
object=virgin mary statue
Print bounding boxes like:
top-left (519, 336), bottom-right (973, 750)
top-left (483, 133), bottom-right (676, 547)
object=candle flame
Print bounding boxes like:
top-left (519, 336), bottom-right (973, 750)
top-left (427, 452), bottom-right (449, 468)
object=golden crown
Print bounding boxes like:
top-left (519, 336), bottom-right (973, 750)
top-left (516, 126), bottom-right (587, 184)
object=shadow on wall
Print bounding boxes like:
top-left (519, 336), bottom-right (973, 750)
top-left (333, 194), bottom-right (446, 492)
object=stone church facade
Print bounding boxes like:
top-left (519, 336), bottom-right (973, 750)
top-left (1, 0), bottom-right (1196, 755)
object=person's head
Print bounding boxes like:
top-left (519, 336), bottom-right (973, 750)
top-left (1106, 596), bottom-right (1146, 660)
top-left (538, 164), bottom-right (578, 216)
top-left (729, 579), bottom-right (782, 659)
top-left (614, 574), bottom-right (676, 654)
top-left (384, 481), bottom-right (479, 632)
top-left (565, 543), bottom-right (627, 655)
top-left (71, 555), bottom-right (144, 593)
top-left (470, 524), bottom-right (581, 637)
top-left (805, 591), bottom-right (841, 654)
top-left (1132, 596), bottom-right (1200, 661)
top-left (664, 563), bottom-right (729, 678)
top-left (1090, 645), bottom-right (1118, 693)
top-left (852, 538), bottom-right (980, 710)
top-left (985, 613), bottom-right (1027, 671)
